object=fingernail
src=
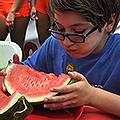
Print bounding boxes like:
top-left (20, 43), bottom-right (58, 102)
top-left (44, 98), bottom-right (48, 102)
top-left (50, 108), bottom-right (54, 110)
top-left (50, 88), bottom-right (54, 91)
top-left (44, 104), bottom-right (47, 108)
top-left (69, 72), bottom-right (74, 75)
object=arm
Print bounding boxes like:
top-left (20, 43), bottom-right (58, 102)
top-left (89, 85), bottom-right (120, 116)
top-left (30, 0), bottom-right (38, 20)
top-left (6, 0), bottom-right (24, 32)
top-left (43, 71), bottom-right (120, 117)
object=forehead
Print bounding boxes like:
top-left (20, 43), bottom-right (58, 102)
top-left (54, 11), bottom-right (91, 26)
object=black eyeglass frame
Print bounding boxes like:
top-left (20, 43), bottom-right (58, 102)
top-left (49, 21), bottom-right (100, 43)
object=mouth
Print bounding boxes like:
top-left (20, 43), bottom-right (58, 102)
top-left (66, 49), bottom-right (77, 53)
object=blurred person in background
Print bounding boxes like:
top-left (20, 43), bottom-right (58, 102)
top-left (0, 0), bottom-right (30, 60)
top-left (30, 0), bottom-right (51, 45)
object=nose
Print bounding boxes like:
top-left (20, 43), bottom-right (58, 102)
top-left (62, 36), bottom-right (74, 47)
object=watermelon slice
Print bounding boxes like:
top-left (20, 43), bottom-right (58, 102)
top-left (3, 63), bottom-right (76, 104)
top-left (0, 90), bottom-right (33, 120)
top-left (0, 89), bottom-right (7, 99)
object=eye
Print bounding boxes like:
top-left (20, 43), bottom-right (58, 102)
top-left (74, 29), bottom-right (85, 34)
top-left (55, 22), bottom-right (65, 32)
top-left (57, 27), bottom-right (65, 32)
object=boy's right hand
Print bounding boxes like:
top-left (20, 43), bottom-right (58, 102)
top-left (0, 53), bottom-right (20, 77)
top-left (0, 69), bottom-right (7, 76)
top-left (13, 53), bottom-right (20, 64)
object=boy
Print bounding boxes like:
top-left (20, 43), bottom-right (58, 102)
top-left (1, 0), bottom-right (120, 117)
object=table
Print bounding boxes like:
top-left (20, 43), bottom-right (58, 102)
top-left (0, 76), bottom-right (120, 120)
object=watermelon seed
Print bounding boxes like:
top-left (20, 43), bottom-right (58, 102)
top-left (36, 84), bottom-right (39, 87)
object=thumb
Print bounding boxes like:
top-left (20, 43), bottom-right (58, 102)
top-left (13, 54), bottom-right (20, 64)
top-left (68, 71), bottom-right (85, 82)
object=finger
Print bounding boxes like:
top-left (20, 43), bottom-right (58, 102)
top-left (6, 21), bottom-right (12, 26)
top-left (7, 25), bottom-right (13, 33)
top-left (32, 13), bottom-right (36, 18)
top-left (31, 13), bottom-right (38, 20)
top-left (13, 54), bottom-right (20, 64)
top-left (9, 25), bottom-right (14, 32)
top-left (8, 29), bottom-right (11, 33)
top-left (49, 83), bottom-right (76, 93)
top-left (68, 71), bottom-right (85, 82)
top-left (44, 101), bottom-right (69, 110)
top-left (11, 22), bottom-right (14, 30)
top-left (35, 16), bottom-right (38, 20)
top-left (31, 15), bottom-right (36, 20)
top-left (44, 92), bottom-right (73, 103)
top-left (2, 80), bottom-right (7, 92)
top-left (49, 103), bottom-right (78, 110)
top-left (44, 97), bottom-right (78, 110)
top-left (44, 88), bottom-right (80, 105)
top-left (0, 69), bottom-right (7, 76)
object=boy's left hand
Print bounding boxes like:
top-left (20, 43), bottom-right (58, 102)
top-left (43, 71), bottom-right (94, 110)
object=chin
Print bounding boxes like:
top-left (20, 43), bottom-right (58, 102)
top-left (69, 53), bottom-right (87, 58)
top-left (69, 54), bottom-right (81, 58)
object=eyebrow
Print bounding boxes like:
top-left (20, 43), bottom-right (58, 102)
top-left (55, 21), bottom-right (91, 28)
top-left (70, 22), bottom-right (92, 27)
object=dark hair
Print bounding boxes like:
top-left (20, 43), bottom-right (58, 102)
top-left (48, 0), bottom-right (120, 30)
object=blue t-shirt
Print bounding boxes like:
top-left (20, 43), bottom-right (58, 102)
top-left (22, 33), bottom-right (120, 95)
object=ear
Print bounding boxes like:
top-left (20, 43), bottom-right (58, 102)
top-left (105, 14), bottom-right (116, 32)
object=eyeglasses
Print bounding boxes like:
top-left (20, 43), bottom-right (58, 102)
top-left (49, 21), bottom-right (100, 43)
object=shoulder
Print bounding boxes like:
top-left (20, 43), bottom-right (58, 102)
top-left (108, 33), bottom-right (120, 54)
top-left (43, 35), bottom-right (61, 48)
top-left (108, 33), bottom-right (120, 47)
top-left (110, 33), bottom-right (120, 41)
top-left (39, 35), bottom-right (65, 54)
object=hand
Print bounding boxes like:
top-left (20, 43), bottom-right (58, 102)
top-left (43, 71), bottom-right (94, 110)
top-left (30, 6), bottom-right (38, 20)
top-left (6, 12), bottom-right (15, 32)
top-left (0, 69), bottom-right (7, 76)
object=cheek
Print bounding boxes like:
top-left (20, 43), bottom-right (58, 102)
top-left (84, 31), bottom-right (101, 46)
top-left (77, 37), bottom-right (100, 55)
top-left (82, 36), bottom-right (102, 54)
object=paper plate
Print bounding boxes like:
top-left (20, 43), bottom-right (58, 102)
top-left (0, 41), bottom-right (22, 69)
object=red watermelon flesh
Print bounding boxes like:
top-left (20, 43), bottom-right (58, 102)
top-left (4, 63), bottom-right (74, 103)
top-left (0, 90), bottom-right (7, 99)
top-left (0, 90), bottom-right (8, 110)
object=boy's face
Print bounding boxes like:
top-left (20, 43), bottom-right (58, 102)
top-left (54, 11), bottom-right (108, 58)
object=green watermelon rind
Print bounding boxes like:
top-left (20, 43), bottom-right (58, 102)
top-left (3, 63), bottom-right (16, 96)
top-left (0, 92), bottom-right (33, 120)
top-left (4, 63), bottom-right (76, 103)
